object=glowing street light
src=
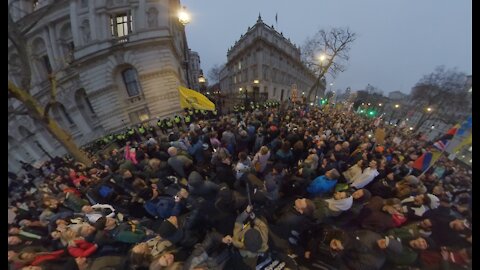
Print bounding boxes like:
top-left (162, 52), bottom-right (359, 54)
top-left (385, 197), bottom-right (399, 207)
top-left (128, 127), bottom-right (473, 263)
top-left (319, 54), bottom-right (327, 62)
top-left (178, 6), bottom-right (191, 25)
top-left (198, 75), bottom-right (206, 83)
top-left (378, 103), bottom-right (382, 106)
top-left (253, 79), bottom-right (260, 84)
top-left (239, 87), bottom-right (243, 92)
top-left (394, 104), bottom-right (400, 108)
top-left (426, 107), bottom-right (432, 112)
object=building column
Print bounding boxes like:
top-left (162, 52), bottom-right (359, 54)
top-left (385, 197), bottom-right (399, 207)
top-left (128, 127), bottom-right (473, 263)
top-left (70, 1), bottom-right (80, 46)
top-left (47, 24), bottom-right (61, 69)
top-left (88, 0), bottom-right (97, 40)
top-left (137, 0), bottom-right (146, 30)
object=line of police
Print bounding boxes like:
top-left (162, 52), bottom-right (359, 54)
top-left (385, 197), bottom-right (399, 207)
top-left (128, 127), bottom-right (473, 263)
top-left (84, 101), bottom-right (280, 152)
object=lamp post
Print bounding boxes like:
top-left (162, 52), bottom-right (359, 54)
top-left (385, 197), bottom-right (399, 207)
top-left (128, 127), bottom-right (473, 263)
top-left (390, 104), bottom-right (400, 124)
top-left (198, 74), bottom-right (206, 93)
top-left (312, 53), bottom-right (328, 104)
top-left (253, 79), bottom-right (259, 103)
top-left (178, 6), bottom-right (191, 89)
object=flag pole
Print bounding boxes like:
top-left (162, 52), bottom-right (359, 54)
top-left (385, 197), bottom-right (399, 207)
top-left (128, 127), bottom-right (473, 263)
top-left (419, 119), bottom-right (464, 176)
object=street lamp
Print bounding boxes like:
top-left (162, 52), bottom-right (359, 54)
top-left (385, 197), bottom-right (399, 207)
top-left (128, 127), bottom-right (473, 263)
top-left (378, 103), bottom-right (382, 106)
top-left (178, 6), bottom-right (191, 25)
top-left (319, 54), bottom-right (327, 62)
top-left (426, 107), bottom-right (432, 112)
top-left (178, 6), bottom-right (192, 89)
top-left (390, 104), bottom-right (400, 123)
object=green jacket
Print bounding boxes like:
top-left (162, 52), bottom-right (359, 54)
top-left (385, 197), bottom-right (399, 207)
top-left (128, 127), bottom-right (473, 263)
top-left (387, 222), bottom-right (430, 241)
top-left (388, 244), bottom-right (419, 266)
top-left (63, 193), bottom-right (88, 212)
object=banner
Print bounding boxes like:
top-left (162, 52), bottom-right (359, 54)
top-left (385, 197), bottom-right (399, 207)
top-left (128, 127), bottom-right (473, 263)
top-left (177, 86), bottom-right (215, 111)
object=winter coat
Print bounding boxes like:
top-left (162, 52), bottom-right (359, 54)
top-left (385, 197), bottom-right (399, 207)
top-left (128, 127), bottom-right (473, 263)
top-left (67, 239), bottom-right (98, 257)
top-left (345, 230), bottom-right (386, 270)
top-left (168, 155), bottom-right (193, 178)
top-left (144, 196), bottom-right (182, 219)
top-left (252, 151), bottom-right (270, 173)
top-left (30, 250), bottom-right (65, 266)
top-left (307, 175), bottom-right (338, 196)
top-left (183, 231), bottom-right (230, 270)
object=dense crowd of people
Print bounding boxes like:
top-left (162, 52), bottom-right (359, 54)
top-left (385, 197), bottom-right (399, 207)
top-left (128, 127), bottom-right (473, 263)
top-left (8, 104), bottom-right (472, 270)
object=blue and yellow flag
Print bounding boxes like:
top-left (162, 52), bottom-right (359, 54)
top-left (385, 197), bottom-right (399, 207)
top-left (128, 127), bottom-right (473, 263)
top-left (177, 86), bottom-right (215, 111)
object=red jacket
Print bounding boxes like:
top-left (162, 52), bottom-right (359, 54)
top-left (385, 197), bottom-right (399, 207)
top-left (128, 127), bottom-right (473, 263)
top-left (63, 187), bottom-right (82, 197)
top-left (68, 239), bottom-right (97, 257)
top-left (69, 170), bottom-right (87, 186)
top-left (31, 250), bottom-right (65, 266)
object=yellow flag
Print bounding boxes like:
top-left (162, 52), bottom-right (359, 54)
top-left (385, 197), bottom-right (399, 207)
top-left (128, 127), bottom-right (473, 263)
top-left (453, 133), bottom-right (472, 153)
top-left (177, 86), bottom-right (215, 111)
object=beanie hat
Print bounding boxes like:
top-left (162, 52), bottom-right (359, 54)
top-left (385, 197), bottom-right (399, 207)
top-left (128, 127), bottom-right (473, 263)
top-left (244, 228), bottom-right (262, 252)
top-left (63, 257), bottom-right (80, 270)
top-left (384, 236), bottom-right (403, 254)
top-left (188, 171), bottom-right (203, 187)
top-left (157, 220), bottom-right (178, 239)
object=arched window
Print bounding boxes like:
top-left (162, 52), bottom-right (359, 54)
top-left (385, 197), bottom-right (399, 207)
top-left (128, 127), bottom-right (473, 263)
top-left (122, 68), bottom-right (141, 97)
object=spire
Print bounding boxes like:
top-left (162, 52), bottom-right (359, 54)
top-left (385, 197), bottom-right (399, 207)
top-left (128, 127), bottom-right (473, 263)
top-left (257, 13), bottom-right (262, 23)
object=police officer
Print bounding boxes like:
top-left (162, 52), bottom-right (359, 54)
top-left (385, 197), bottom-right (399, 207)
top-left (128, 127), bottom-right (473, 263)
top-left (147, 124), bottom-right (157, 138)
top-left (187, 108), bottom-right (195, 121)
top-left (165, 117), bottom-right (174, 131)
top-left (138, 124), bottom-right (146, 139)
top-left (194, 109), bottom-right (200, 120)
top-left (174, 114), bottom-right (182, 128)
top-left (184, 112), bottom-right (191, 126)
top-left (201, 109), bottom-right (208, 119)
top-left (157, 118), bottom-right (167, 134)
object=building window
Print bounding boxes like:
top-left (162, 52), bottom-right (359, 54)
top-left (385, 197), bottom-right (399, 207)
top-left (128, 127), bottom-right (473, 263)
top-left (60, 105), bottom-right (74, 125)
top-left (110, 12), bottom-right (133, 37)
top-left (42, 55), bottom-right (52, 74)
top-left (122, 68), bottom-right (141, 97)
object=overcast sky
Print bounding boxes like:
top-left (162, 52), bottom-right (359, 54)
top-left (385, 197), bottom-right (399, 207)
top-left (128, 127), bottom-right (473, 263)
top-left (181, 0), bottom-right (471, 94)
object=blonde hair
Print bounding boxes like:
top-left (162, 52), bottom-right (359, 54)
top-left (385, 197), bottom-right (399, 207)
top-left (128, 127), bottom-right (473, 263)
top-left (260, 146), bottom-right (269, 155)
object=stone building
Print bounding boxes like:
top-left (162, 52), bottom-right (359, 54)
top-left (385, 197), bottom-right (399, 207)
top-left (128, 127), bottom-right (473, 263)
top-left (8, 0), bottom-right (193, 172)
top-left (188, 50), bottom-right (203, 91)
top-left (219, 15), bottom-right (321, 103)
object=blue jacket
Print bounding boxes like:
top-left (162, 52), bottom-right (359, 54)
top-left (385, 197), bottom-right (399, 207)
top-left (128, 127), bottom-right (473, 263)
top-left (144, 196), bottom-right (181, 219)
top-left (307, 175), bottom-right (337, 196)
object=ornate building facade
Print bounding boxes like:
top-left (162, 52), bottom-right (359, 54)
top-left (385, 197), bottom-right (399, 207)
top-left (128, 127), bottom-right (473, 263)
top-left (219, 15), bottom-right (321, 103)
top-left (8, 0), bottom-right (192, 172)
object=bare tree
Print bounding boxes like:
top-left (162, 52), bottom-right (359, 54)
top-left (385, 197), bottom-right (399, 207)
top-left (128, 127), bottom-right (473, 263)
top-left (207, 63), bottom-right (225, 84)
top-left (8, 6), bottom-right (92, 166)
top-left (302, 27), bottom-right (356, 101)
top-left (410, 66), bottom-right (469, 130)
